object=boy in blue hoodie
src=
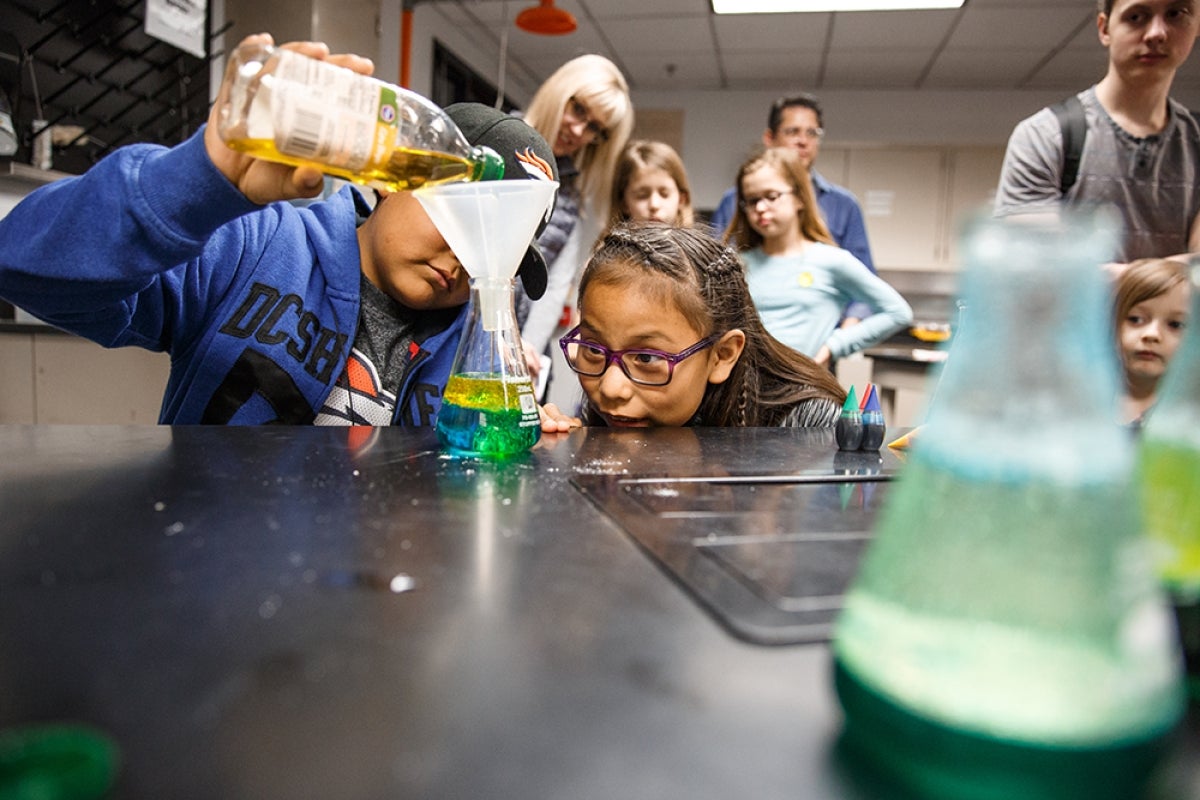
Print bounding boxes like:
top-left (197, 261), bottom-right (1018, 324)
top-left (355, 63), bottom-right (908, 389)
top-left (0, 35), bottom-right (558, 426)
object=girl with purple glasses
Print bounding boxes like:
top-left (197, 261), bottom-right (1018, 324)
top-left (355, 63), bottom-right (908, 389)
top-left (542, 222), bottom-right (845, 428)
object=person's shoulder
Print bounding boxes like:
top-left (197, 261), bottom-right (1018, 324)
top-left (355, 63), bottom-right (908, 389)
top-left (715, 186), bottom-right (738, 208)
top-left (810, 240), bottom-right (851, 258)
top-left (1167, 96), bottom-right (1200, 137)
top-left (1008, 91), bottom-right (1085, 144)
top-left (813, 241), bottom-right (869, 269)
top-left (812, 172), bottom-right (860, 203)
top-left (740, 246), bottom-right (767, 266)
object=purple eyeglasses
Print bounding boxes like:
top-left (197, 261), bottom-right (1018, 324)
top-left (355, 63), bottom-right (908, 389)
top-left (558, 326), bottom-right (719, 386)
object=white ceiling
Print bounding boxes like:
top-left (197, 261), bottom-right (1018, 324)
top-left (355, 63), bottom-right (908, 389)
top-left (423, 0), bottom-right (1200, 96)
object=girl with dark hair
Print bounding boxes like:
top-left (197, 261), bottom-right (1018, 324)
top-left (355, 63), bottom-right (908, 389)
top-left (544, 222), bottom-right (846, 428)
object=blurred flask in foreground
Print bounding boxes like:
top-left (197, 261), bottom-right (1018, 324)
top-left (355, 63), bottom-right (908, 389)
top-left (832, 211), bottom-right (1185, 800)
top-left (217, 42), bottom-right (503, 191)
top-left (1139, 258), bottom-right (1200, 701)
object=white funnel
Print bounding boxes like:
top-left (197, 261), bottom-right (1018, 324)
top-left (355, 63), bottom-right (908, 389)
top-left (415, 180), bottom-right (558, 281)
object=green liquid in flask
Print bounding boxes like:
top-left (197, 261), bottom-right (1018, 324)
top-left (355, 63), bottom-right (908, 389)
top-left (1139, 437), bottom-right (1200, 700)
top-left (1139, 438), bottom-right (1200, 594)
top-left (437, 373), bottom-right (540, 459)
top-left (833, 459), bottom-right (1185, 800)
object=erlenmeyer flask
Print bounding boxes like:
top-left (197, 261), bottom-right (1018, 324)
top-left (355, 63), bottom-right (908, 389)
top-left (415, 179), bottom-right (557, 460)
top-left (832, 211), bottom-right (1185, 800)
top-left (437, 276), bottom-right (541, 458)
top-left (1139, 258), bottom-right (1200, 700)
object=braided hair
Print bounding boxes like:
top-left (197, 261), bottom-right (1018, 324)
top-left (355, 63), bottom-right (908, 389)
top-left (576, 222), bottom-right (846, 427)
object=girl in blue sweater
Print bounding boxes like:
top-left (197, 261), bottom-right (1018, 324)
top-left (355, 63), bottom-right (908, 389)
top-left (726, 147), bottom-right (912, 367)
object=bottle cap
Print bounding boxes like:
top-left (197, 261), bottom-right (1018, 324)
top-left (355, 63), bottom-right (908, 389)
top-left (841, 386), bottom-right (860, 416)
top-left (472, 145), bottom-right (506, 181)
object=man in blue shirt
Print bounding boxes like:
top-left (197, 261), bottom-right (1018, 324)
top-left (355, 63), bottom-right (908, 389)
top-left (710, 93), bottom-right (877, 323)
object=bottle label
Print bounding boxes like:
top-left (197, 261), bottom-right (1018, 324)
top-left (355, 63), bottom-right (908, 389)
top-left (270, 49), bottom-right (396, 172)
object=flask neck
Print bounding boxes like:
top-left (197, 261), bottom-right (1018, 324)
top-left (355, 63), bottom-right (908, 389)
top-left (470, 276), bottom-right (517, 334)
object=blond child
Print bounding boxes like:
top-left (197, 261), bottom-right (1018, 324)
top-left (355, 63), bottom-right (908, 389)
top-left (1114, 257), bottom-right (1192, 426)
top-left (608, 140), bottom-right (695, 229)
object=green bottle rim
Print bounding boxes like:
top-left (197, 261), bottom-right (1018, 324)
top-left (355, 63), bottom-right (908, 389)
top-left (472, 146), bottom-right (505, 181)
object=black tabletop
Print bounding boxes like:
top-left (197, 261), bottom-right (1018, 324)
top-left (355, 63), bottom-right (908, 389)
top-left (0, 425), bottom-right (1195, 800)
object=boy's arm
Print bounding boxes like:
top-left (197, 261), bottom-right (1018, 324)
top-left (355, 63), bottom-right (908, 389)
top-left (0, 129), bottom-right (259, 331)
top-left (823, 254), bottom-right (914, 361)
top-left (994, 109), bottom-right (1065, 217)
top-left (0, 34), bottom-right (374, 340)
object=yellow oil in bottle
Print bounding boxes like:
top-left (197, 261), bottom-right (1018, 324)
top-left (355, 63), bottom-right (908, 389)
top-left (223, 137), bottom-right (479, 191)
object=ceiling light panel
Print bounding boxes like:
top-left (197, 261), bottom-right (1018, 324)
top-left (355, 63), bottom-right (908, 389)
top-left (713, 0), bottom-right (965, 12)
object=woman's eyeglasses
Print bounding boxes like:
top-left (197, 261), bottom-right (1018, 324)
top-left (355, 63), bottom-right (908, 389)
top-left (558, 326), bottom-right (717, 386)
top-left (564, 96), bottom-right (610, 143)
top-left (739, 189), bottom-right (794, 210)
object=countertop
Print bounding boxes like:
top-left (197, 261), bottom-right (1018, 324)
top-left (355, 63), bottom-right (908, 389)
top-left (0, 425), bottom-right (1194, 800)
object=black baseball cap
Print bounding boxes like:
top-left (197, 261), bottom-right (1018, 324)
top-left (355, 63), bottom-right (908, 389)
top-left (445, 103), bottom-right (558, 300)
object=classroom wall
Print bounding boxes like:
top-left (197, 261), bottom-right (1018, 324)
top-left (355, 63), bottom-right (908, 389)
top-left (389, 4), bottom-right (1200, 212)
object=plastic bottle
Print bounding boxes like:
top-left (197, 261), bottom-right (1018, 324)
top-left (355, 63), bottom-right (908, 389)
top-left (832, 212), bottom-right (1185, 800)
top-left (1138, 258), bottom-right (1200, 700)
top-left (216, 41), bottom-right (504, 191)
top-left (835, 386), bottom-right (863, 451)
top-left (859, 384), bottom-right (886, 451)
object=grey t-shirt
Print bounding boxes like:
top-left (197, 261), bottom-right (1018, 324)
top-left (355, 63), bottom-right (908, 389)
top-left (994, 86), bottom-right (1200, 261)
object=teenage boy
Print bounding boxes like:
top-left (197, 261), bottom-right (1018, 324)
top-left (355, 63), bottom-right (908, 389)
top-left (0, 36), bottom-right (558, 426)
top-left (710, 93), bottom-right (877, 324)
top-left (995, 0), bottom-right (1200, 262)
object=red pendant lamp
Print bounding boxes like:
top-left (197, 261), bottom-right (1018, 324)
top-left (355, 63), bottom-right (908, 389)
top-left (515, 0), bottom-right (577, 35)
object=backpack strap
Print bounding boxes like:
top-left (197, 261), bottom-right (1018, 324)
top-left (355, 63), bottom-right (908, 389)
top-left (1050, 95), bottom-right (1087, 195)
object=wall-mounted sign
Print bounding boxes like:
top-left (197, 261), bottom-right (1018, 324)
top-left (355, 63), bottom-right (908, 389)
top-left (145, 0), bottom-right (207, 59)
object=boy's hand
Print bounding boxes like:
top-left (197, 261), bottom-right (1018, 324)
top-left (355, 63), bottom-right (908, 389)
top-left (204, 34), bottom-right (375, 205)
top-left (539, 403), bottom-right (581, 433)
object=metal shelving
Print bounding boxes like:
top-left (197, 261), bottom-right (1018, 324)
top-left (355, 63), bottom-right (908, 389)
top-left (0, 0), bottom-right (227, 175)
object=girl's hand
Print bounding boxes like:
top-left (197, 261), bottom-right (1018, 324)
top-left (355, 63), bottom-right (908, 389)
top-left (539, 403), bottom-right (581, 432)
top-left (204, 34), bottom-right (375, 205)
top-left (814, 345), bottom-right (832, 367)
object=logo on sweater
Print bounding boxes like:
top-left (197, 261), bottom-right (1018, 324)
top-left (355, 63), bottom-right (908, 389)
top-left (314, 348), bottom-right (396, 426)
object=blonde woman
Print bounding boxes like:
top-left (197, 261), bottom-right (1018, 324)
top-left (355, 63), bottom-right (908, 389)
top-left (518, 55), bottom-right (634, 385)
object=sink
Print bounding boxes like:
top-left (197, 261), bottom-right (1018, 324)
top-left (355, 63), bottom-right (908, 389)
top-left (572, 472), bottom-right (892, 645)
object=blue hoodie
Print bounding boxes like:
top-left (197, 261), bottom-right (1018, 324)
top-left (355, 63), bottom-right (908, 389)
top-left (0, 128), bottom-right (465, 425)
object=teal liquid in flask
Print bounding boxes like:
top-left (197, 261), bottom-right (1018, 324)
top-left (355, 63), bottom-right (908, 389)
top-left (832, 212), bottom-right (1186, 800)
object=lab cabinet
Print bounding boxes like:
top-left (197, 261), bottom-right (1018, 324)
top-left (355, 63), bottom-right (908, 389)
top-left (821, 144), bottom-right (1007, 271)
top-left (0, 329), bottom-right (169, 423)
